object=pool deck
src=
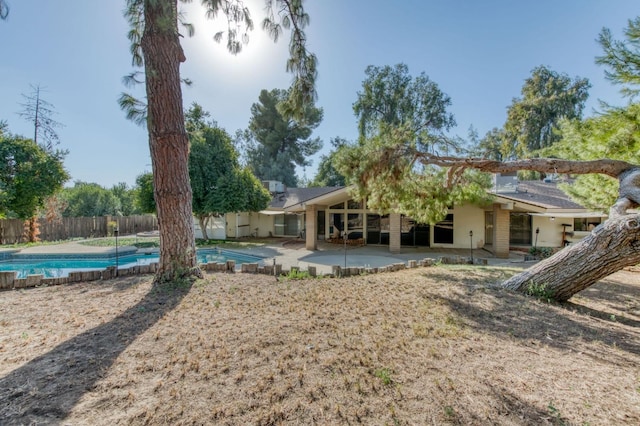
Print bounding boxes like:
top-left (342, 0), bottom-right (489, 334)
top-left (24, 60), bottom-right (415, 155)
top-left (1, 238), bottom-right (532, 275)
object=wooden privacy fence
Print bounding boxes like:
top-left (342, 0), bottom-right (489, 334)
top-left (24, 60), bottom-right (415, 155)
top-left (0, 215), bottom-right (158, 244)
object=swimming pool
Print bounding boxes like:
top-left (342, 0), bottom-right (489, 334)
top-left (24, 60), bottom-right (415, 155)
top-left (0, 249), bottom-right (264, 278)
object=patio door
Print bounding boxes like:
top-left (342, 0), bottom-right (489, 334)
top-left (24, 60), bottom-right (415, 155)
top-left (367, 214), bottom-right (381, 244)
top-left (485, 211), bottom-right (493, 245)
top-left (317, 211), bottom-right (325, 240)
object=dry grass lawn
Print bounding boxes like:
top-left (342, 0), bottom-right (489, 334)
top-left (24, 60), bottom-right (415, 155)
top-left (1, 265), bottom-right (639, 425)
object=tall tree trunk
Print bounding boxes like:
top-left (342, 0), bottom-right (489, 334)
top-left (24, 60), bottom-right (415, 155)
top-left (141, 0), bottom-right (200, 283)
top-left (503, 213), bottom-right (640, 301)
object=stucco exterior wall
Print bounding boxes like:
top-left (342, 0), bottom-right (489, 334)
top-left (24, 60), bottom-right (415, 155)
top-left (193, 216), bottom-right (226, 240)
top-left (433, 204), bottom-right (487, 249)
top-left (224, 212), bottom-right (277, 238)
top-left (248, 213), bottom-right (275, 238)
top-left (531, 216), bottom-right (564, 247)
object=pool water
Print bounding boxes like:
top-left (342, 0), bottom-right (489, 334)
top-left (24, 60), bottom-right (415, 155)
top-left (0, 249), bottom-right (263, 278)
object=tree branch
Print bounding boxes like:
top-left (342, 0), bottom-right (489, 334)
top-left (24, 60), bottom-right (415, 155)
top-left (413, 152), bottom-right (637, 178)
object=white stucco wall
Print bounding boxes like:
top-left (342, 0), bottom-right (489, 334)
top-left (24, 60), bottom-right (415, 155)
top-left (442, 204), bottom-right (487, 249)
top-left (225, 213), bottom-right (252, 238)
top-left (248, 212), bottom-right (275, 238)
top-left (531, 216), bottom-right (564, 247)
top-left (223, 212), bottom-right (278, 238)
top-left (531, 215), bottom-right (604, 248)
top-left (193, 216), bottom-right (226, 240)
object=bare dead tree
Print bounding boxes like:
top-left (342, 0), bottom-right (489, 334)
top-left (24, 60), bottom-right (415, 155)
top-left (18, 84), bottom-right (64, 152)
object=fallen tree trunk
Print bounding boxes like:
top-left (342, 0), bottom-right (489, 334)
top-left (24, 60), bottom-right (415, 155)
top-left (502, 213), bottom-right (640, 301)
top-left (351, 144), bottom-right (640, 301)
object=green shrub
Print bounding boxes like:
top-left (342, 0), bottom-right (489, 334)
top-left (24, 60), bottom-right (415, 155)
top-left (281, 269), bottom-right (313, 280)
top-left (525, 281), bottom-right (555, 302)
top-left (528, 246), bottom-right (554, 259)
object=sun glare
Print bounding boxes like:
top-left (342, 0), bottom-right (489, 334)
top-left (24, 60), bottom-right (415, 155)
top-left (181, 1), bottom-right (289, 82)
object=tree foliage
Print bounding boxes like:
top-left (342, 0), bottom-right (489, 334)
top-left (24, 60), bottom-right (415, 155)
top-left (336, 124), bottom-right (493, 224)
top-left (311, 137), bottom-right (348, 187)
top-left (185, 101), bottom-right (216, 135)
top-left (135, 172), bottom-right (156, 214)
top-left (0, 130), bottom-right (68, 219)
top-left (543, 103), bottom-right (640, 210)
top-left (353, 63), bottom-right (456, 152)
top-left (502, 65), bottom-right (590, 158)
top-left (62, 182), bottom-right (122, 217)
top-left (339, 65), bottom-right (488, 223)
top-left (111, 182), bottom-right (139, 216)
top-left (245, 88), bottom-right (323, 187)
top-left (473, 127), bottom-right (506, 161)
top-left (189, 106), bottom-right (270, 239)
top-left (597, 16), bottom-right (640, 98)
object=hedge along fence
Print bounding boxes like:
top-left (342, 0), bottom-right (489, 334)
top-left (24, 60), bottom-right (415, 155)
top-left (0, 215), bottom-right (158, 244)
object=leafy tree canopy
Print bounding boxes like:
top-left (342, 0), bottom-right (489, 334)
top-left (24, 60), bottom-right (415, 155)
top-left (473, 127), bottom-right (506, 161)
top-left (245, 88), bottom-right (323, 187)
top-left (135, 172), bottom-right (155, 214)
top-left (111, 182), bottom-right (139, 216)
top-left (336, 65), bottom-right (490, 223)
top-left (0, 131), bottom-right (68, 219)
top-left (310, 137), bottom-right (349, 187)
top-left (542, 103), bottom-right (640, 210)
top-left (353, 63), bottom-right (456, 152)
top-left (597, 16), bottom-right (640, 98)
top-left (336, 123), bottom-right (493, 224)
top-left (501, 65), bottom-right (590, 159)
top-left (188, 105), bottom-right (270, 238)
top-left (185, 101), bottom-right (216, 136)
top-left (62, 181), bottom-right (122, 217)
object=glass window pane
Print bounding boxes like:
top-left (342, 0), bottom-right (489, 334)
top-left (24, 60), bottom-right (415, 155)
top-left (434, 214), bottom-right (454, 244)
top-left (509, 213), bottom-right (531, 245)
top-left (347, 199), bottom-right (362, 209)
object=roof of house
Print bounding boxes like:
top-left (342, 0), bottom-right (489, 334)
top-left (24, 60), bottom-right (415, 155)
top-left (494, 180), bottom-right (584, 210)
top-left (267, 180), bottom-right (587, 213)
top-left (269, 186), bottom-right (344, 210)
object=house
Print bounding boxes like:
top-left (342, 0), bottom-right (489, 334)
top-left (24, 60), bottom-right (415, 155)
top-left (196, 176), bottom-right (606, 259)
top-left (194, 186), bottom-right (343, 240)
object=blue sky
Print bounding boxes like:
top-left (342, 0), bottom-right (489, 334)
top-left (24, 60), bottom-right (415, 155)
top-left (1, 1), bottom-right (639, 188)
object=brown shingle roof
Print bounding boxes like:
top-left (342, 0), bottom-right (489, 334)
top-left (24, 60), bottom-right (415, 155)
top-left (496, 181), bottom-right (583, 209)
top-left (269, 186), bottom-right (344, 210)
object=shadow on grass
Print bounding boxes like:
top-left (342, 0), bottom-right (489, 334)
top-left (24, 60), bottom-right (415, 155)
top-left (574, 274), bottom-right (640, 315)
top-left (0, 281), bottom-right (192, 425)
top-left (447, 383), bottom-right (566, 425)
top-left (422, 270), bottom-right (640, 367)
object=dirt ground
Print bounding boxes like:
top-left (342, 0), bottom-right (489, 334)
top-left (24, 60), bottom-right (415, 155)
top-left (1, 265), bottom-right (639, 425)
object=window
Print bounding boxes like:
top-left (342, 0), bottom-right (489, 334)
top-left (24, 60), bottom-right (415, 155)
top-left (329, 202), bottom-right (344, 210)
top-left (401, 216), bottom-right (415, 246)
top-left (274, 214), bottom-right (301, 236)
top-left (434, 214), bottom-right (454, 244)
top-left (329, 213), bottom-right (344, 238)
top-left (347, 213), bottom-right (363, 239)
top-left (509, 213), bottom-right (531, 245)
top-left (574, 217), bottom-right (601, 232)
